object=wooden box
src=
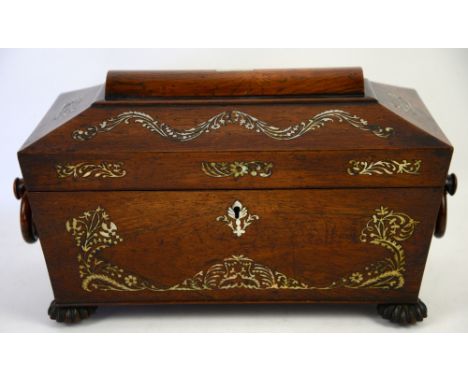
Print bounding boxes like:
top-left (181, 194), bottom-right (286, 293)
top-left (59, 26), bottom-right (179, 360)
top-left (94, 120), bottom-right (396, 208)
top-left (15, 68), bottom-right (457, 324)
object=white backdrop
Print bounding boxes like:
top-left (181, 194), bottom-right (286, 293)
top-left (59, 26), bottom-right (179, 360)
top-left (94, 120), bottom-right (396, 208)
top-left (1, 49), bottom-right (467, 332)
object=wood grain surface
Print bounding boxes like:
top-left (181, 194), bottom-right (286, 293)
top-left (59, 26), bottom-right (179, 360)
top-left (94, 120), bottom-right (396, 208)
top-left (105, 68), bottom-right (364, 99)
top-left (16, 70), bottom-right (454, 314)
top-left (29, 188), bottom-right (442, 305)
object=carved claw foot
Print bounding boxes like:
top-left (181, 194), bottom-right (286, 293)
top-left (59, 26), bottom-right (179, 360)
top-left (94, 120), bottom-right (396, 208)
top-left (48, 300), bottom-right (97, 323)
top-left (377, 299), bottom-right (427, 325)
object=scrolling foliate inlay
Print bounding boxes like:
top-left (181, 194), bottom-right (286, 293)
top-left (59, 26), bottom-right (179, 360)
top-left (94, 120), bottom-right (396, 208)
top-left (347, 160), bottom-right (422, 176)
top-left (56, 161), bottom-right (127, 179)
top-left (202, 161), bottom-right (273, 178)
top-left (66, 206), bottom-right (418, 292)
top-left (72, 110), bottom-right (394, 142)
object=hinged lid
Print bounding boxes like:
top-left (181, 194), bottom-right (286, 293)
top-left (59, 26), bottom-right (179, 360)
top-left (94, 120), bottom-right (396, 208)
top-left (18, 68), bottom-right (453, 192)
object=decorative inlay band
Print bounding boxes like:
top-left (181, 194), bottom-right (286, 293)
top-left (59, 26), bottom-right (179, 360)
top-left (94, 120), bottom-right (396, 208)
top-left (216, 200), bottom-right (259, 237)
top-left (66, 206), bottom-right (417, 292)
top-left (72, 110), bottom-right (394, 142)
top-left (56, 161), bottom-right (127, 179)
top-left (202, 161), bottom-right (273, 178)
top-left (347, 160), bottom-right (422, 176)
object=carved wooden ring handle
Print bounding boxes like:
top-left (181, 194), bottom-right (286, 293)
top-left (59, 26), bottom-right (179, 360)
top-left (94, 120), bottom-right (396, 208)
top-left (13, 178), bottom-right (38, 243)
top-left (434, 173), bottom-right (457, 238)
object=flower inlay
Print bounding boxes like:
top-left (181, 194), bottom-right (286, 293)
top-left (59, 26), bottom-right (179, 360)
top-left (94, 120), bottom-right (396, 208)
top-left (202, 161), bottom-right (273, 178)
top-left (72, 110), bottom-right (394, 142)
top-left (66, 206), bottom-right (418, 292)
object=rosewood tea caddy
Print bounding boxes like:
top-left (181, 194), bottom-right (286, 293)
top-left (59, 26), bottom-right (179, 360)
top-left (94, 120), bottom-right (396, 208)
top-left (14, 68), bottom-right (457, 325)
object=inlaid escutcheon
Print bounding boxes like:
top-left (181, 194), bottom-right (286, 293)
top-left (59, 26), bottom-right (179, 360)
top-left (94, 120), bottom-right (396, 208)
top-left (65, 204), bottom-right (416, 292)
top-left (27, 188), bottom-right (442, 304)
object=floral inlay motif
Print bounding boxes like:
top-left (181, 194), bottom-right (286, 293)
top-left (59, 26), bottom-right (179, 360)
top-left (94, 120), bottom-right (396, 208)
top-left (72, 110), bottom-right (394, 142)
top-left (66, 206), bottom-right (418, 292)
top-left (201, 161), bottom-right (273, 178)
top-left (56, 161), bottom-right (126, 179)
top-left (347, 160), bottom-right (421, 176)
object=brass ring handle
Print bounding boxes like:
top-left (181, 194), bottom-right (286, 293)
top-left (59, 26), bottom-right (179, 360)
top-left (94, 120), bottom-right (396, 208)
top-left (434, 173), bottom-right (457, 238)
top-left (13, 178), bottom-right (38, 243)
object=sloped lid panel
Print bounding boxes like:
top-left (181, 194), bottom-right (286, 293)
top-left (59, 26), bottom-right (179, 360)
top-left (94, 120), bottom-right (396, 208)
top-left (19, 101), bottom-right (451, 191)
top-left (371, 81), bottom-right (452, 146)
top-left (18, 68), bottom-right (452, 191)
top-left (20, 85), bottom-right (103, 150)
top-left (21, 101), bottom-right (448, 154)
